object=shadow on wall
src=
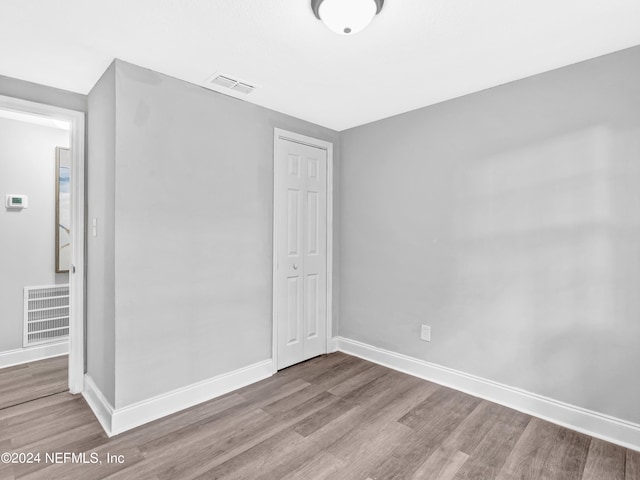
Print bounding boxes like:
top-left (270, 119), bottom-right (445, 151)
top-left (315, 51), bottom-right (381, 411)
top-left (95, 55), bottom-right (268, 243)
top-left (443, 124), bottom-right (640, 418)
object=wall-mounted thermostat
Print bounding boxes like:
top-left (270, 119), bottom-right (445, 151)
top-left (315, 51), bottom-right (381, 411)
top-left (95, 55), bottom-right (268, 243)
top-left (5, 194), bottom-right (28, 209)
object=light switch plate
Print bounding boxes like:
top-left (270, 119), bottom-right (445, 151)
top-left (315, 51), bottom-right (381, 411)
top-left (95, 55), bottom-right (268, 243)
top-left (421, 324), bottom-right (431, 342)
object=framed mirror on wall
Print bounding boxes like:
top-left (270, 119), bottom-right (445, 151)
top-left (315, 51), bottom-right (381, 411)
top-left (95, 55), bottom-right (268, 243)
top-left (55, 146), bottom-right (71, 273)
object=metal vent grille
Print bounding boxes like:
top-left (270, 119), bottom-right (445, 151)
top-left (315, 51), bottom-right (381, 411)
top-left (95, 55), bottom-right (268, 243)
top-left (210, 75), bottom-right (237, 88)
top-left (206, 73), bottom-right (256, 94)
top-left (231, 82), bottom-right (255, 94)
top-left (23, 285), bottom-right (70, 347)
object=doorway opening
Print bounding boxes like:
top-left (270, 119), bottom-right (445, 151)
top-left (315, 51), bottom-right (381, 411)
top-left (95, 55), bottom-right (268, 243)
top-left (0, 95), bottom-right (85, 407)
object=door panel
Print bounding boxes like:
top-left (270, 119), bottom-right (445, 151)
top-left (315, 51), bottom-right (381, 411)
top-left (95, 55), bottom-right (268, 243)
top-left (287, 189), bottom-right (301, 256)
top-left (276, 138), bottom-right (328, 369)
top-left (307, 191), bottom-right (319, 255)
top-left (286, 277), bottom-right (302, 345)
top-left (306, 273), bottom-right (319, 339)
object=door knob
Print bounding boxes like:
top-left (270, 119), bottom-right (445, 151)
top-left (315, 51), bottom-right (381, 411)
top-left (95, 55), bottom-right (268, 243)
top-left (293, 264), bottom-right (299, 270)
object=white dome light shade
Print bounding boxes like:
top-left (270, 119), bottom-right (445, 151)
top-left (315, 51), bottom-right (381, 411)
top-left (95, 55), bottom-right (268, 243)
top-left (317, 0), bottom-right (379, 35)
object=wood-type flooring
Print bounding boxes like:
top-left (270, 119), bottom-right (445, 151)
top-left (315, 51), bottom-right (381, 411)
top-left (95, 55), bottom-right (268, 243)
top-left (0, 352), bottom-right (638, 479)
top-left (0, 355), bottom-right (68, 410)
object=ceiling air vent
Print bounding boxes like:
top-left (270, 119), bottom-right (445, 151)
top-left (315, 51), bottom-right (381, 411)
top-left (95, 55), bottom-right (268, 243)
top-left (206, 73), bottom-right (256, 95)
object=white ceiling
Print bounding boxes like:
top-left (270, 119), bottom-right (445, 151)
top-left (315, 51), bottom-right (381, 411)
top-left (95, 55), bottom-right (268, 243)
top-left (1, 0), bottom-right (639, 131)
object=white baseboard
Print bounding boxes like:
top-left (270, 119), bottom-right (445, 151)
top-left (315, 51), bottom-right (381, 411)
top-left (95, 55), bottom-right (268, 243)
top-left (335, 336), bottom-right (640, 452)
top-left (0, 341), bottom-right (68, 369)
top-left (83, 375), bottom-right (114, 435)
top-left (83, 359), bottom-right (274, 437)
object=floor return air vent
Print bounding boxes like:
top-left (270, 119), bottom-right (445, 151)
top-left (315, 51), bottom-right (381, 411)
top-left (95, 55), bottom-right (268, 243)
top-left (23, 284), bottom-right (70, 347)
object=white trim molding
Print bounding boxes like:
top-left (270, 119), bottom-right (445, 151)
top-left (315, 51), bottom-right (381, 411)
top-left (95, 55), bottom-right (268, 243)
top-left (84, 359), bottom-right (273, 437)
top-left (0, 342), bottom-right (68, 369)
top-left (335, 336), bottom-right (640, 452)
top-left (83, 375), bottom-right (114, 435)
top-left (327, 337), bottom-right (339, 353)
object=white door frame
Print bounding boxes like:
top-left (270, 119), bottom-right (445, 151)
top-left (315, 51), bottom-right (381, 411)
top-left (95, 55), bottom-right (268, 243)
top-left (0, 94), bottom-right (85, 394)
top-left (272, 128), bottom-right (333, 373)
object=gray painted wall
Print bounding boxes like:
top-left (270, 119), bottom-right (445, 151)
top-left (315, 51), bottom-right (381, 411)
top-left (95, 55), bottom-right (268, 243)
top-left (0, 118), bottom-right (69, 352)
top-left (0, 75), bottom-right (87, 113)
top-left (87, 63), bottom-right (116, 405)
top-left (89, 60), bottom-right (339, 408)
top-left (339, 45), bottom-right (640, 424)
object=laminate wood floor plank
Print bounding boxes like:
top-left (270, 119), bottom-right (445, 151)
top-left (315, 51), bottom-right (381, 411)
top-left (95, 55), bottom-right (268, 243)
top-left (19, 445), bottom-right (144, 480)
top-left (235, 376), bottom-right (310, 405)
top-left (409, 401), bottom-right (504, 479)
top-left (0, 373), bottom-right (33, 390)
top-left (440, 401), bottom-right (507, 455)
top-left (276, 353), bottom-right (350, 382)
top-left (110, 392), bottom-right (248, 451)
top-left (280, 451), bottom-right (345, 480)
top-left (326, 362), bottom-right (389, 397)
top-left (292, 396), bottom-right (357, 437)
top-left (137, 391), bottom-right (341, 479)
top-left (154, 425), bottom-right (301, 480)
top-left (3, 396), bottom-right (87, 430)
top-left (264, 390), bottom-right (339, 422)
top-left (0, 439), bottom-right (13, 480)
top-left (493, 416), bottom-right (592, 480)
top-left (627, 450), bottom-right (640, 480)
top-left (191, 429), bottom-right (307, 480)
top-left (0, 353), bottom-right (635, 480)
top-left (258, 383), bottom-right (326, 415)
top-left (0, 462), bottom-right (14, 480)
top-left (332, 421), bottom-right (412, 480)
top-left (451, 405), bottom-right (530, 480)
top-left (3, 399), bottom-right (95, 448)
top-left (494, 417), bottom-right (564, 480)
top-left (538, 428), bottom-right (591, 480)
top-left (10, 410), bottom-right (98, 451)
top-left (303, 354), bottom-right (377, 390)
top-left (368, 388), bottom-right (482, 479)
top-left (136, 405), bottom-right (270, 471)
top-left (338, 369), bottom-right (420, 406)
top-left (323, 380), bottom-right (428, 460)
top-left (398, 386), bottom-right (466, 429)
top-left (12, 427), bottom-right (108, 479)
top-left (0, 356), bottom-right (68, 410)
top-left (0, 364), bottom-right (29, 375)
top-left (12, 420), bottom-right (105, 454)
top-left (411, 448), bottom-right (470, 480)
top-left (581, 438), bottom-right (626, 480)
top-left (306, 372), bottom-right (439, 453)
top-left (0, 393), bottom-right (71, 423)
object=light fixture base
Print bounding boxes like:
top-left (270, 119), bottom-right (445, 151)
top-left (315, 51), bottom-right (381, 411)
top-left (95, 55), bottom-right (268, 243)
top-left (311, 0), bottom-right (384, 20)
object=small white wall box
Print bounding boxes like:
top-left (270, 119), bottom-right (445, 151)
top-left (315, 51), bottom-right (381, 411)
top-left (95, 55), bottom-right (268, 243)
top-left (5, 194), bottom-right (28, 209)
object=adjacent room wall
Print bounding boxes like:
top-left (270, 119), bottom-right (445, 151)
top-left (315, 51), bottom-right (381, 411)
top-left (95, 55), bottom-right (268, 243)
top-left (1, 74), bottom-right (88, 370)
top-left (0, 117), bottom-right (69, 352)
top-left (88, 60), bottom-right (339, 409)
top-left (339, 45), bottom-right (640, 424)
top-left (0, 74), bottom-right (87, 113)
top-left (86, 63), bottom-right (117, 405)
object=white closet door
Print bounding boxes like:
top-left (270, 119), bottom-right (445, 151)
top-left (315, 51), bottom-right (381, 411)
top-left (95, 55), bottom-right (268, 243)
top-left (275, 138), bottom-right (327, 370)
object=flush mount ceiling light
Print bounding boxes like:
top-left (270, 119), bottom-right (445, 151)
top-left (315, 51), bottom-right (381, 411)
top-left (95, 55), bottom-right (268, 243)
top-left (311, 0), bottom-right (384, 35)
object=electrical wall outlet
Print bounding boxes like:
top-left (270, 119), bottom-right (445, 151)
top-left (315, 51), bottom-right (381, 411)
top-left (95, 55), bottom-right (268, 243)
top-left (421, 324), bottom-right (431, 342)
